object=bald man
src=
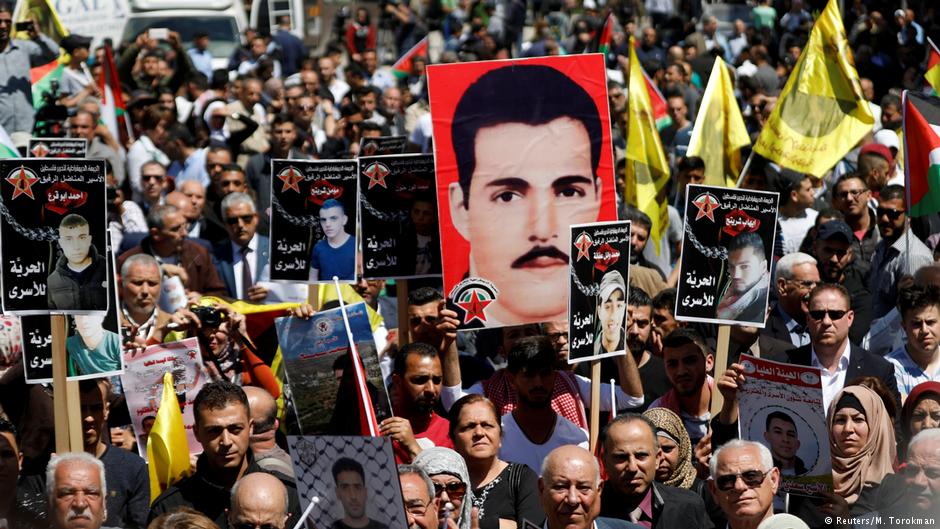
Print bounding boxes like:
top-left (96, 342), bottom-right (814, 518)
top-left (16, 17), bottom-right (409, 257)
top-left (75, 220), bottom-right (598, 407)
top-left (163, 190), bottom-right (212, 251)
top-left (228, 472), bottom-right (291, 529)
top-left (244, 386), bottom-right (294, 477)
top-left (540, 445), bottom-right (643, 529)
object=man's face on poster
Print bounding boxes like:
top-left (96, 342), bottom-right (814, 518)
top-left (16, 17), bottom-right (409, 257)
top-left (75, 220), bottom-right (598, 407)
top-left (598, 289), bottom-right (626, 346)
top-left (411, 200), bottom-right (436, 236)
top-left (335, 470), bottom-right (368, 519)
top-left (59, 224), bottom-right (93, 266)
top-left (319, 206), bottom-right (348, 241)
top-left (450, 117), bottom-right (601, 322)
top-left (728, 246), bottom-right (765, 295)
top-left (764, 417), bottom-right (800, 461)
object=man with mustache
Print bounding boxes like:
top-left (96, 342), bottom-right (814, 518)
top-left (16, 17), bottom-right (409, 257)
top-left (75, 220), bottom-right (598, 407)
top-left (382, 343), bottom-right (454, 464)
top-left (446, 64), bottom-right (606, 327)
top-left (47, 452), bottom-right (113, 529)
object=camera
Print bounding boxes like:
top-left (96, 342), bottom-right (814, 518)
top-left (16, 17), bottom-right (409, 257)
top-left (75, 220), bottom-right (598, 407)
top-left (190, 306), bottom-right (225, 328)
top-left (15, 21), bottom-right (33, 32)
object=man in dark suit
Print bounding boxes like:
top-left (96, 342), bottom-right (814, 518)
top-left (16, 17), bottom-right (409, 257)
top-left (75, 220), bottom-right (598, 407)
top-left (213, 192), bottom-right (270, 302)
top-left (768, 283), bottom-right (900, 413)
top-left (601, 414), bottom-right (714, 529)
top-left (762, 252), bottom-right (820, 348)
top-left (541, 445), bottom-right (644, 529)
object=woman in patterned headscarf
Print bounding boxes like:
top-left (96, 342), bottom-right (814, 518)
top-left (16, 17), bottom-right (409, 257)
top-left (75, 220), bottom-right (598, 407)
top-left (414, 447), bottom-right (473, 529)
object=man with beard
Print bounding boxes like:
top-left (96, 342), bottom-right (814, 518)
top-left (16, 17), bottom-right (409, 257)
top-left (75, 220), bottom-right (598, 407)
top-left (382, 343), bottom-right (454, 463)
top-left (715, 233), bottom-right (770, 324)
top-left (498, 337), bottom-right (589, 473)
top-left (246, 114), bottom-right (311, 217)
top-left (812, 219), bottom-right (873, 344)
top-left (830, 173), bottom-right (880, 263)
top-left (649, 328), bottom-right (714, 446)
top-left (650, 289), bottom-right (684, 356)
top-left (626, 288), bottom-right (670, 408)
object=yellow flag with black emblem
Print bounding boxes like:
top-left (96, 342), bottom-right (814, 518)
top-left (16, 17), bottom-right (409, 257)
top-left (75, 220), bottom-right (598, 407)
top-left (688, 57), bottom-right (750, 188)
top-left (624, 36), bottom-right (670, 254)
top-left (753, 0), bottom-right (874, 177)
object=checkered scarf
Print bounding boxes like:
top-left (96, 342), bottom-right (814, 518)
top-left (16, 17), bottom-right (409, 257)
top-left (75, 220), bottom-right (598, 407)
top-left (481, 370), bottom-right (587, 428)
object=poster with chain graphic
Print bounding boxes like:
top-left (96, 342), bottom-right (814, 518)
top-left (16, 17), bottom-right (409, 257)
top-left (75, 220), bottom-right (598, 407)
top-left (0, 159), bottom-right (108, 314)
top-left (269, 159), bottom-right (358, 283)
top-left (359, 153), bottom-right (440, 279)
top-left (567, 220), bottom-right (631, 363)
top-left (675, 184), bottom-right (779, 327)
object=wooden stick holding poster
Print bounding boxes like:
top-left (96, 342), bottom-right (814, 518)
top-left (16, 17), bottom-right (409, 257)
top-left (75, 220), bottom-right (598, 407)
top-left (51, 314), bottom-right (81, 452)
top-left (589, 361), bottom-right (600, 451)
top-left (710, 325), bottom-right (731, 417)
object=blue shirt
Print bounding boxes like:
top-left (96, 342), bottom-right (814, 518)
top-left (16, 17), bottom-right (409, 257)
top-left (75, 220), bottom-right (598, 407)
top-left (311, 235), bottom-right (355, 280)
top-left (187, 47), bottom-right (214, 80)
top-left (168, 147), bottom-right (210, 188)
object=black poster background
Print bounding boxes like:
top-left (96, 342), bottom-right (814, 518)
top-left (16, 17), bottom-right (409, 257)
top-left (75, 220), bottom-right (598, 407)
top-left (675, 184), bottom-right (780, 327)
top-left (269, 159), bottom-right (359, 282)
top-left (0, 159), bottom-right (108, 314)
top-left (22, 231), bottom-right (122, 383)
top-left (359, 154), bottom-right (440, 279)
top-left (359, 135), bottom-right (407, 157)
top-left (28, 138), bottom-right (88, 158)
top-left (568, 221), bottom-right (631, 364)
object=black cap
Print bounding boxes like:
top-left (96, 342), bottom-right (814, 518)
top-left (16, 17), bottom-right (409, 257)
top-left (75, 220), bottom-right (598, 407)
top-left (60, 34), bottom-right (93, 54)
top-left (817, 220), bottom-right (854, 244)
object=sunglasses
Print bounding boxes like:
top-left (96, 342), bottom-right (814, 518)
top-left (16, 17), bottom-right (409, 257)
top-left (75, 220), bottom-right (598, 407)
top-left (409, 315), bottom-right (439, 326)
top-left (877, 207), bottom-right (904, 220)
top-left (434, 481), bottom-right (467, 500)
top-left (834, 188), bottom-right (868, 200)
top-left (714, 470), bottom-right (769, 491)
top-left (807, 309), bottom-right (848, 321)
top-left (226, 214), bottom-right (255, 225)
top-left (141, 174), bottom-right (164, 182)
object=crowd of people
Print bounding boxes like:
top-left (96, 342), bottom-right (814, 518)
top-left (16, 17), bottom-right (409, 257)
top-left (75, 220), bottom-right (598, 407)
top-left (1, 0), bottom-right (940, 528)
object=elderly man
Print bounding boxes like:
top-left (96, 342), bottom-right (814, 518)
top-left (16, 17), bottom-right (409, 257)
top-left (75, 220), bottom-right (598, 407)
top-left (213, 192), bottom-right (270, 302)
top-left (762, 253), bottom-right (819, 348)
top-left (118, 254), bottom-right (192, 347)
top-left (708, 440), bottom-right (787, 529)
top-left (899, 429), bottom-right (940, 516)
top-left (46, 452), bottom-right (115, 529)
top-left (399, 465), bottom-right (440, 529)
top-left (601, 414), bottom-right (712, 529)
top-left (227, 472), bottom-right (291, 529)
top-left (541, 445), bottom-right (642, 529)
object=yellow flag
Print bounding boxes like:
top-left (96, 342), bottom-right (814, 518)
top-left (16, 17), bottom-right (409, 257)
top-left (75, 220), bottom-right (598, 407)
top-left (688, 57), bottom-right (750, 187)
top-left (624, 36), bottom-right (670, 254)
top-left (12, 0), bottom-right (68, 42)
top-left (753, 0), bottom-right (874, 177)
top-left (148, 372), bottom-right (191, 504)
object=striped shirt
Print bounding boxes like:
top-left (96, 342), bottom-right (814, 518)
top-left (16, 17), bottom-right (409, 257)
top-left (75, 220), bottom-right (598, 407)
top-left (886, 346), bottom-right (940, 403)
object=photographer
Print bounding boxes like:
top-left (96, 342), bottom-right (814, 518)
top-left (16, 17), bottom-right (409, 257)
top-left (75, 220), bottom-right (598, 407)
top-left (0, 4), bottom-right (58, 138)
top-left (117, 29), bottom-right (196, 94)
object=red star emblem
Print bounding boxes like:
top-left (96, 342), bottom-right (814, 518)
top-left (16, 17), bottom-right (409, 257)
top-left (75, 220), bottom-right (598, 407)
top-left (6, 166), bottom-right (39, 200)
top-left (574, 232), bottom-right (592, 261)
top-left (456, 290), bottom-right (492, 324)
top-left (692, 192), bottom-right (720, 222)
top-left (363, 162), bottom-right (390, 189)
top-left (277, 166), bottom-right (303, 193)
top-left (31, 143), bottom-right (49, 157)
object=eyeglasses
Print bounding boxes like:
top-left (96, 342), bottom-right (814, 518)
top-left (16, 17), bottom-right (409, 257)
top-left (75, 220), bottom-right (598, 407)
top-left (0, 19), bottom-right (12, 26)
top-left (834, 188), bottom-right (869, 200)
top-left (807, 309), bottom-right (848, 321)
top-left (232, 524), bottom-right (279, 529)
top-left (299, 104), bottom-right (315, 111)
top-left (877, 207), bottom-right (905, 220)
top-left (714, 469), bottom-right (770, 491)
top-left (546, 331), bottom-right (568, 343)
top-left (404, 499), bottom-right (433, 516)
top-left (225, 214), bottom-right (255, 225)
top-left (434, 481), bottom-right (467, 501)
top-left (409, 315), bottom-right (439, 326)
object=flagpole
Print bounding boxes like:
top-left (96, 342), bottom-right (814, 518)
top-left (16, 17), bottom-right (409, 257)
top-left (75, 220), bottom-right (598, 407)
top-left (735, 150), bottom-right (756, 187)
top-left (292, 496), bottom-right (319, 529)
top-left (333, 277), bottom-right (380, 436)
top-left (609, 378), bottom-right (617, 419)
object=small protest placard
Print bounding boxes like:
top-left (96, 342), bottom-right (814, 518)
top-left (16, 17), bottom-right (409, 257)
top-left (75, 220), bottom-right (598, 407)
top-left (121, 337), bottom-right (208, 459)
top-left (0, 159), bottom-right (108, 314)
top-left (275, 302), bottom-right (392, 434)
top-left (567, 220), bottom-right (631, 364)
top-left (269, 159), bottom-right (358, 283)
top-left (675, 184), bottom-right (779, 327)
top-left (359, 153), bottom-right (440, 279)
top-left (359, 135), bottom-right (407, 157)
top-left (738, 354), bottom-right (833, 497)
top-left (28, 138), bottom-right (88, 158)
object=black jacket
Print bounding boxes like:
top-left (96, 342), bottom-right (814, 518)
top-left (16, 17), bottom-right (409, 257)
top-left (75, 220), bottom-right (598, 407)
top-left (600, 481), bottom-right (715, 529)
top-left (47, 245), bottom-right (108, 310)
top-left (148, 450), bottom-right (301, 528)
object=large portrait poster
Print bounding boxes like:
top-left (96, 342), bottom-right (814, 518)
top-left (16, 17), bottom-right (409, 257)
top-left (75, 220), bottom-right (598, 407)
top-left (275, 303), bottom-right (392, 434)
top-left (359, 153), bottom-right (440, 279)
top-left (428, 54), bottom-right (618, 330)
top-left (568, 221), bottom-right (631, 364)
top-left (289, 436), bottom-right (407, 529)
top-left (0, 159), bottom-right (108, 314)
top-left (120, 338), bottom-right (208, 459)
top-left (738, 355), bottom-right (833, 497)
top-left (269, 159), bottom-right (358, 283)
top-left (675, 184), bottom-right (779, 327)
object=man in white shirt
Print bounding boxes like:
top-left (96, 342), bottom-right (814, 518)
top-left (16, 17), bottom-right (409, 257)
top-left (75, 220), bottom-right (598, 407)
top-left (771, 168), bottom-right (818, 255)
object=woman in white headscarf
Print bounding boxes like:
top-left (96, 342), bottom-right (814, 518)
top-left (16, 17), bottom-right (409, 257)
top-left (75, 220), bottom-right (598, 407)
top-left (414, 447), bottom-right (472, 529)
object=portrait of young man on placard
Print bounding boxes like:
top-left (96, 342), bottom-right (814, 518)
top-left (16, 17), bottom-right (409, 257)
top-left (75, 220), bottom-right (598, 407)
top-left (429, 54), bottom-right (618, 330)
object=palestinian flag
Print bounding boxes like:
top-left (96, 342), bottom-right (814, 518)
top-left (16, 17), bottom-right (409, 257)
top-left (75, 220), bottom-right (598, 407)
top-left (392, 37), bottom-right (428, 79)
top-left (927, 38), bottom-right (940, 95)
top-left (597, 13), bottom-right (615, 55)
top-left (642, 67), bottom-right (671, 130)
top-left (100, 44), bottom-right (134, 144)
top-left (903, 91), bottom-right (940, 217)
top-left (0, 124), bottom-right (19, 158)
